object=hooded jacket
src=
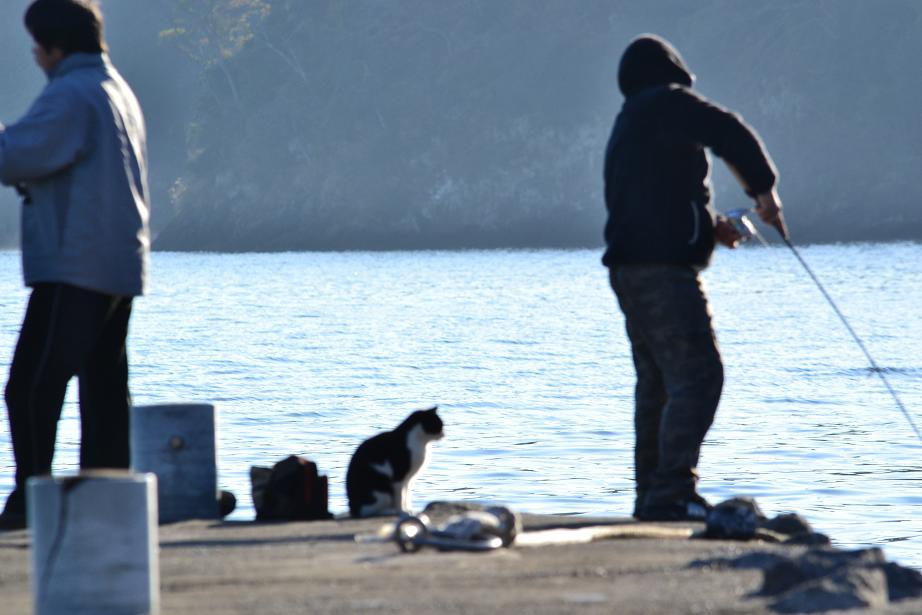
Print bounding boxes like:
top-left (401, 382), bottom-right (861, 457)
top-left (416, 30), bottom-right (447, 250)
top-left (0, 53), bottom-right (149, 297)
top-left (602, 35), bottom-right (777, 268)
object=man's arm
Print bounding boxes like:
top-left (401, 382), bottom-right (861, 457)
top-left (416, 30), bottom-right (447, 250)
top-left (672, 89), bottom-right (776, 193)
top-left (0, 86), bottom-right (88, 186)
top-left (671, 89), bottom-right (789, 238)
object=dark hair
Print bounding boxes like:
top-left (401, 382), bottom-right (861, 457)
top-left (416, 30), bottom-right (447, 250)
top-left (25, 0), bottom-right (107, 56)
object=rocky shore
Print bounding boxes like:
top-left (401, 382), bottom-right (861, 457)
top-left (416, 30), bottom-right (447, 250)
top-left (1, 502), bottom-right (921, 614)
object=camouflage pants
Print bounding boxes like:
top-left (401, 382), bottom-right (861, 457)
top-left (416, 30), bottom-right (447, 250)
top-left (609, 265), bottom-right (723, 512)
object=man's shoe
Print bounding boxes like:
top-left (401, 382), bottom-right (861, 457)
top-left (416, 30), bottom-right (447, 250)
top-left (0, 511), bottom-right (26, 531)
top-left (637, 494), bottom-right (712, 522)
top-left (0, 490), bottom-right (26, 530)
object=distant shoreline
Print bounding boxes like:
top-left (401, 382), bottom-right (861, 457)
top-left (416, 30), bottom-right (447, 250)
top-left (145, 237), bottom-right (916, 254)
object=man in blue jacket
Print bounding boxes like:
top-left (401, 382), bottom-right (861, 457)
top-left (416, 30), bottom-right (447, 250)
top-left (0, 0), bottom-right (150, 529)
top-left (604, 35), bottom-right (786, 521)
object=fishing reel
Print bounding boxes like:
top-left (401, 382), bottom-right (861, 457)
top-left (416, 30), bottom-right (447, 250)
top-left (723, 208), bottom-right (757, 242)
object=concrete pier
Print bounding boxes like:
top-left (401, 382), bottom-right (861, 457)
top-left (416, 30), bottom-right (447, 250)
top-left (1, 504), bottom-right (920, 614)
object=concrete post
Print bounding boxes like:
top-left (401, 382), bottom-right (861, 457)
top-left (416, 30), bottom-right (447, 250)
top-left (131, 404), bottom-right (219, 523)
top-left (28, 471), bottom-right (159, 615)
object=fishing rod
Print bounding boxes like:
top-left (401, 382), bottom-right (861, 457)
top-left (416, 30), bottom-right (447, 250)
top-left (725, 208), bottom-right (921, 443)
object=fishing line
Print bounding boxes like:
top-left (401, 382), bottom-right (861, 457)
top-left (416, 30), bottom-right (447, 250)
top-left (728, 209), bottom-right (921, 443)
top-left (778, 235), bottom-right (920, 442)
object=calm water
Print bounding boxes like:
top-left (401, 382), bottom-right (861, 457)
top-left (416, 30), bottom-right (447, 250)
top-left (0, 243), bottom-right (920, 566)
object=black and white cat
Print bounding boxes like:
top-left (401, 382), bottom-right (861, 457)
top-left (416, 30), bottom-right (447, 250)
top-left (346, 406), bottom-right (444, 518)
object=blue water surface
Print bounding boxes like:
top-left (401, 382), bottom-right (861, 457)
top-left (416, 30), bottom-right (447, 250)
top-left (0, 243), bottom-right (920, 566)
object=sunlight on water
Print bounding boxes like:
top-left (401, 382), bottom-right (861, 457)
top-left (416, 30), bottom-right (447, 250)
top-left (0, 243), bottom-right (920, 566)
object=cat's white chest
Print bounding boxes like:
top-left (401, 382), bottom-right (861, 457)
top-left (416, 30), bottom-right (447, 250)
top-left (405, 423), bottom-right (432, 476)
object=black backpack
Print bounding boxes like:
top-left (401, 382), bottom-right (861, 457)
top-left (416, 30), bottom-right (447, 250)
top-left (251, 455), bottom-right (332, 521)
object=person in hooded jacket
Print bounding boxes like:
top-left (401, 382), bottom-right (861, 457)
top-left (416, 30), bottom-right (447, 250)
top-left (603, 34), bottom-right (787, 521)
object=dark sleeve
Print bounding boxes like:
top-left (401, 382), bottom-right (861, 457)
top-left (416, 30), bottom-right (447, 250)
top-left (670, 88), bottom-right (777, 196)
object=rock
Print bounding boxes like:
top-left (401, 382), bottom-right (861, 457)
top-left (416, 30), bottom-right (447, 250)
top-left (760, 512), bottom-right (830, 546)
top-left (884, 561), bottom-right (922, 601)
top-left (705, 497), bottom-right (765, 540)
top-left (761, 558), bottom-right (814, 596)
top-left (760, 548), bottom-right (886, 596)
top-left (783, 532), bottom-right (830, 547)
top-left (762, 513), bottom-right (813, 536)
top-left (690, 551), bottom-right (788, 571)
top-left (770, 567), bottom-right (888, 613)
top-left (693, 543), bottom-right (922, 610)
top-left (702, 502), bottom-right (829, 545)
top-left (722, 497), bottom-right (768, 521)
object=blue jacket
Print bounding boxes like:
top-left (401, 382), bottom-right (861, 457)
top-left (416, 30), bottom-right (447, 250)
top-left (0, 53), bottom-right (150, 297)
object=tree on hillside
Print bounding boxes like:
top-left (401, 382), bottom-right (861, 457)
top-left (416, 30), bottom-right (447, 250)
top-left (157, 0), bottom-right (270, 105)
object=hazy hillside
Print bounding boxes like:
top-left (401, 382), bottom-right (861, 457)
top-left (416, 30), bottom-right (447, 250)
top-left (2, 1), bottom-right (920, 251)
top-left (153, 0), bottom-right (922, 251)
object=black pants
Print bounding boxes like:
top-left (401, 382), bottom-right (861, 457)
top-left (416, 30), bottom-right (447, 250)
top-left (610, 265), bottom-right (723, 511)
top-left (4, 283), bottom-right (133, 507)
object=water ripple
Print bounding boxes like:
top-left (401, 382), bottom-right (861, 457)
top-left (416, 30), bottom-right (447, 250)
top-left (0, 245), bottom-right (918, 567)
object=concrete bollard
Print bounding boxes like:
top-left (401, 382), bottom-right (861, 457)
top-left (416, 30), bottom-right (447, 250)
top-left (28, 471), bottom-right (159, 615)
top-left (131, 404), bottom-right (219, 523)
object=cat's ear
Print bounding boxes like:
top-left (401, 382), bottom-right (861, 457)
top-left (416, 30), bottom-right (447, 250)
top-left (424, 405), bottom-right (438, 413)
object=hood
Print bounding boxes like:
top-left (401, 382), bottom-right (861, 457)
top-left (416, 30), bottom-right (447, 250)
top-left (618, 34), bottom-right (694, 97)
